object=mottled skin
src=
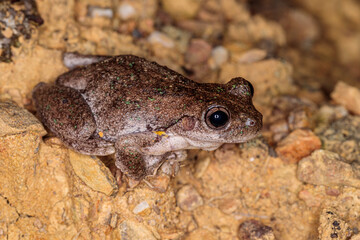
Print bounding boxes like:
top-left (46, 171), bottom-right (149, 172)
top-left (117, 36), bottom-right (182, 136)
top-left (33, 54), bottom-right (262, 180)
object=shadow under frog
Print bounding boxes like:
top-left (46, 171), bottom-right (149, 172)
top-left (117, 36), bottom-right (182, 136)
top-left (32, 53), bottom-right (263, 180)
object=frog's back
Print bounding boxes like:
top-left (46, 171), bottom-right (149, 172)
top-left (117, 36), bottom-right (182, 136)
top-left (56, 55), bottom-right (208, 140)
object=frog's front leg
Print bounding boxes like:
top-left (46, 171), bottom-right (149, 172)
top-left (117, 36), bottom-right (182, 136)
top-left (115, 133), bottom-right (189, 180)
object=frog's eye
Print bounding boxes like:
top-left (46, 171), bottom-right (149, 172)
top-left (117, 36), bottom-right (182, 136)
top-left (205, 107), bottom-right (230, 129)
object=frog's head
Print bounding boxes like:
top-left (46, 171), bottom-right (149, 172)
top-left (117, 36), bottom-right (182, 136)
top-left (171, 77), bottom-right (263, 145)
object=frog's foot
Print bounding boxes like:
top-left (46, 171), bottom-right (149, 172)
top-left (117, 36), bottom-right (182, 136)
top-left (150, 150), bottom-right (187, 176)
top-left (63, 52), bottom-right (112, 69)
top-left (115, 141), bottom-right (169, 180)
top-left (60, 137), bottom-right (115, 156)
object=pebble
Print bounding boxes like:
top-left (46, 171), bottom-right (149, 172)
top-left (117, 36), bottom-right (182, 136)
top-left (133, 201), bottom-right (151, 215)
top-left (297, 150), bottom-right (360, 188)
top-left (147, 31), bottom-right (175, 48)
top-left (210, 46), bottom-right (229, 69)
top-left (237, 49), bottom-right (267, 64)
top-left (117, 3), bottom-right (136, 20)
top-left (316, 115), bottom-right (360, 163)
top-left (318, 208), bottom-right (352, 240)
top-left (146, 175), bottom-right (170, 193)
top-left (275, 129), bottom-right (321, 163)
top-left (161, 0), bottom-right (202, 20)
top-left (118, 220), bottom-right (157, 240)
top-left (331, 81), bottom-right (360, 115)
top-left (194, 157), bottom-right (211, 178)
top-left (185, 39), bottom-right (212, 65)
top-left (68, 151), bottom-right (118, 196)
top-left (238, 220), bottom-right (275, 240)
top-left (88, 6), bottom-right (113, 18)
top-left (176, 185), bottom-right (203, 211)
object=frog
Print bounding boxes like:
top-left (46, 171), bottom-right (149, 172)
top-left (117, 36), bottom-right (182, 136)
top-left (32, 53), bottom-right (262, 180)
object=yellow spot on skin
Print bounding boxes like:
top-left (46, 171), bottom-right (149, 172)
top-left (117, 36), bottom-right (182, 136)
top-left (99, 131), bottom-right (104, 138)
top-left (153, 131), bottom-right (168, 137)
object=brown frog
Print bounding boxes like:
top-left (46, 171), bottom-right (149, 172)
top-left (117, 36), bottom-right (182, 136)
top-left (32, 53), bottom-right (262, 180)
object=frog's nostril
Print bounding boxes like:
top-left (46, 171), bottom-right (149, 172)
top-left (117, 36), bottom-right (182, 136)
top-left (246, 118), bottom-right (256, 127)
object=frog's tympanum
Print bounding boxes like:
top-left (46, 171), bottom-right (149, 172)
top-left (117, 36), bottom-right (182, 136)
top-left (33, 54), bottom-right (262, 180)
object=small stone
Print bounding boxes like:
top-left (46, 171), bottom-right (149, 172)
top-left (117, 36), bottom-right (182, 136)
top-left (298, 189), bottom-right (323, 208)
top-left (162, 26), bottom-right (191, 53)
top-left (276, 129), bottom-right (321, 163)
top-left (117, 3), bottom-right (136, 20)
top-left (237, 49), bottom-right (267, 64)
top-left (88, 6), bottom-right (113, 18)
top-left (318, 208), bottom-right (352, 240)
top-left (331, 82), bottom-right (360, 115)
top-left (238, 220), bottom-right (275, 240)
top-left (279, 9), bottom-right (319, 48)
top-left (288, 108), bottom-right (312, 130)
top-left (109, 213), bottom-right (118, 228)
top-left (297, 150), bottom-right (360, 188)
top-left (316, 115), bottom-right (360, 163)
top-left (194, 157), bottom-right (211, 178)
top-left (185, 39), bottom-right (212, 65)
top-left (133, 201), bottom-right (151, 215)
top-left (161, 0), bottom-right (202, 20)
top-left (118, 220), bottom-right (157, 240)
top-left (209, 46), bottom-right (229, 69)
top-left (68, 151), bottom-right (118, 196)
top-left (147, 31), bottom-right (175, 48)
top-left (351, 234), bottom-right (360, 240)
top-left (146, 175), bottom-right (170, 193)
top-left (176, 185), bottom-right (203, 211)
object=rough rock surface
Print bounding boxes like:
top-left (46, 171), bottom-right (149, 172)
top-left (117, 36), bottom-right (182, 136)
top-left (1, 0), bottom-right (360, 239)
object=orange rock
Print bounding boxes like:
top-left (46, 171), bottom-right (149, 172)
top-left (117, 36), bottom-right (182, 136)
top-left (276, 129), bottom-right (321, 163)
top-left (331, 81), bottom-right (360, 115)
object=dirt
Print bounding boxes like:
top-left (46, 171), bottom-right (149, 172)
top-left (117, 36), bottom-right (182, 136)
top-left (0, 0), bottom-right (359, 239)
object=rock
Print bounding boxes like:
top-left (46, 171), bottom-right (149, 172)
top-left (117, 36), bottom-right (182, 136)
top-left (146, 175), bottom-right (170, 193)
top-left (220, 0), bottom-right (250, 23)
top-left (162, 26), bottom-right (191, 53)
top-left (297, 150), bottom-right (360, 188)
top-left (117, 2), bottom-right (136, 20)
top-left (68, 151), bottom-right (118, 196)
top-left (161, 0), bottom-right (202, 20)
top-left (226, 15), bottom-right (286, 46)
top-left (316, 115), bottom-right (360, 163)
top-left (88, 6), bottom-right (113, 19)
top-left (132, 201), bottom-right (151, 216)
top-left (194, 157), bottom-right (211, 178)
top-left (331, 82), bottom-right (360, 115)
top-left (185, 39), bottom-right (212, 65)
top-left (276, 129), bottom-right (321, 163)
top-left (0, 100), bottom-right (46, 137)
top-left (318, 208), bottom-right (352, 240)
top-left (238, 220), bottom-right (275, 240)
top-left (118, 220), bottom-right (157, 240)
top-left (279, 9), bottom-right (319, 48)
top-left (176, 185), bottom-right (203, 211)
top-left (185, 228), bottom-right (217, 240)
top-left (237, 49), bottom-right (267, 64)
top-left (209, 46), bottom-right (229, 69)
top-left (147, 31), bottom-right (175, 48)
top-left (351, 234), bottom-right (360, 240)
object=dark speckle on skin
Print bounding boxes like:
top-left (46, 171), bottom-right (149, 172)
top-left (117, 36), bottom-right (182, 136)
top-left (32, 54), bottom-right (263, 180)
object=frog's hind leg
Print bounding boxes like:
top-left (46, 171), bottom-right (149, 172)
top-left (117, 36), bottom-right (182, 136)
top-left (33, 83), bottom-right (115, 155)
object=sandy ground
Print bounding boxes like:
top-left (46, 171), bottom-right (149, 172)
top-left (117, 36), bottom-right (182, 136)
top-left (0, 0), bottom-right (360, 239)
